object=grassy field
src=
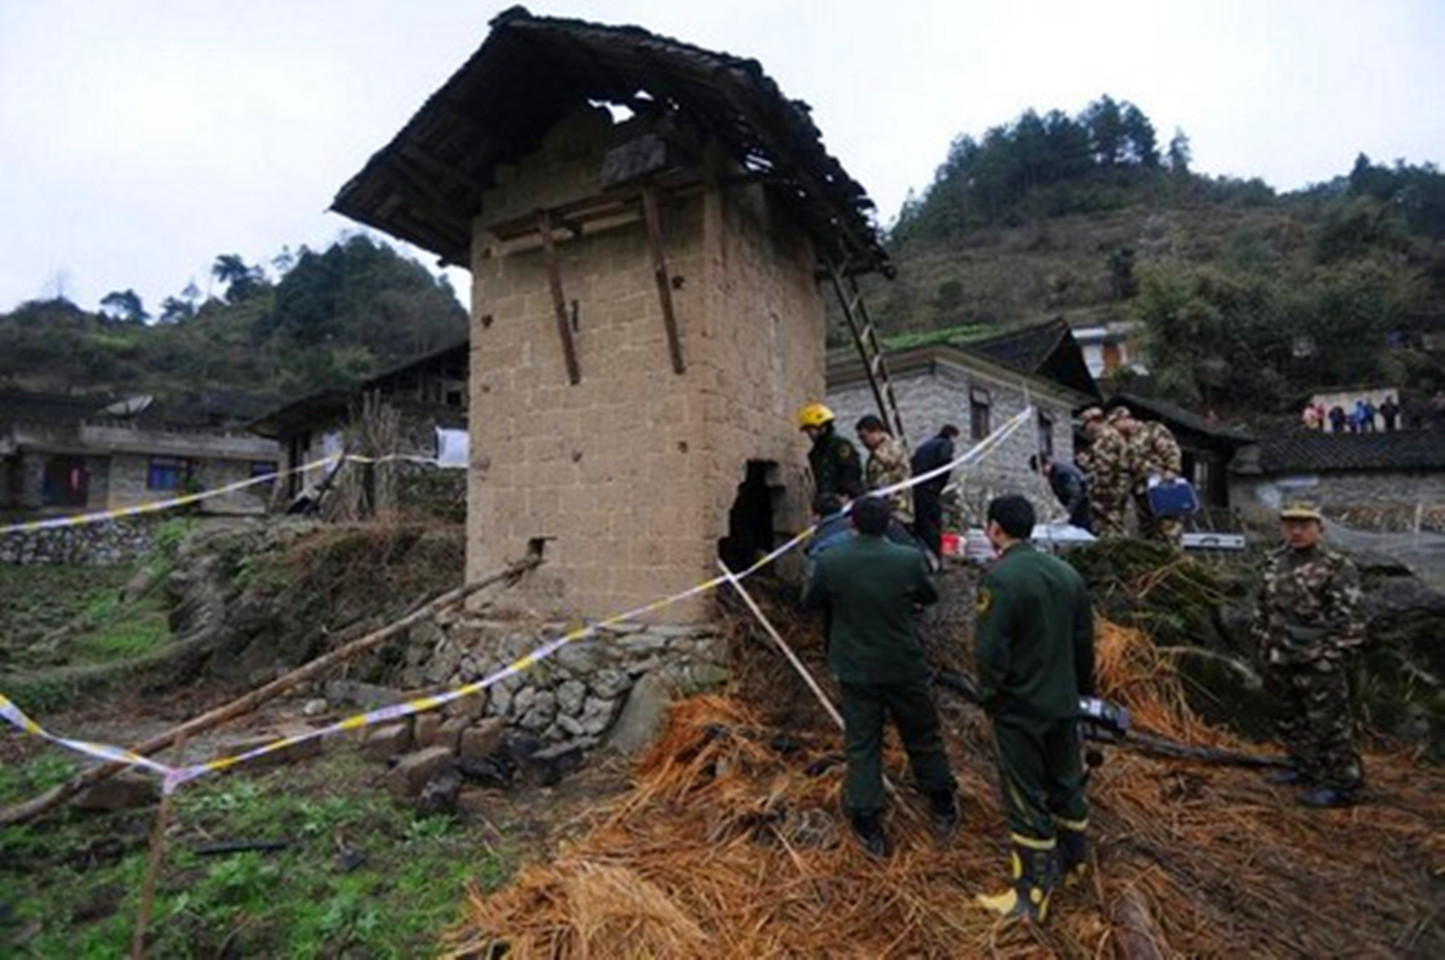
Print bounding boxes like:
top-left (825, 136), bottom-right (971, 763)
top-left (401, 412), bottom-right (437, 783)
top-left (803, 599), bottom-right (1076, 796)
top-left (0, 750), bottom-right (514, 957)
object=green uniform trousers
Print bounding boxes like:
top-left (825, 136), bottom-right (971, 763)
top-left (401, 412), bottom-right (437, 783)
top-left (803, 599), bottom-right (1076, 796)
top-left (839, 678), bottom-right (955, 815)
top-left (991, 713), bottom-right (1088, 844)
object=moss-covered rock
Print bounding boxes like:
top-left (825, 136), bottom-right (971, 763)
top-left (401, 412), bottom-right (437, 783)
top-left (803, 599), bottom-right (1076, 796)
top-left (1063, 538), bottom-right (1445, 759)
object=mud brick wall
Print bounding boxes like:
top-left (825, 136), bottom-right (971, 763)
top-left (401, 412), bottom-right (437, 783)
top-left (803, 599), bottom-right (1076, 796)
top-left (467, 108), bottom-right (823, 622)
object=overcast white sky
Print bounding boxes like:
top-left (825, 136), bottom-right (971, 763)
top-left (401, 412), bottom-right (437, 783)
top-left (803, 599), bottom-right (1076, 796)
top-left (1, 0), bottom-right (1441, 315)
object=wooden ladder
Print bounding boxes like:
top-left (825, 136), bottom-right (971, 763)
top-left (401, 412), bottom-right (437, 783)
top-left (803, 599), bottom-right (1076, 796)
top-left (825, 260), bottom-right (907, 445)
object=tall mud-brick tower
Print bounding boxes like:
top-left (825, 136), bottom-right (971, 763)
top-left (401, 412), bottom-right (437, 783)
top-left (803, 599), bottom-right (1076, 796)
top-left (333, 8), bottom-right (891, 623)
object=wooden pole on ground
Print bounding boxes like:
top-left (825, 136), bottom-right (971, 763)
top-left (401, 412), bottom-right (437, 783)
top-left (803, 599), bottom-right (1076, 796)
top-left (131, 734), bottom-right (184, 960)
top-left (1, 548), bottom-right (545, 827)
top-left (717, 561), bottom-right (844, 731)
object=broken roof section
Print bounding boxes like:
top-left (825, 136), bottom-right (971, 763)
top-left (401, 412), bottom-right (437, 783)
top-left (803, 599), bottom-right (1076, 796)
top-left (331, 5), bottom-right (891, 276)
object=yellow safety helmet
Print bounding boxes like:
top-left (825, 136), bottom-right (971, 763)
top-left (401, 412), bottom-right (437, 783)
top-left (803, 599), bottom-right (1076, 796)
top-left (797, 402), bottom-right (835, 430)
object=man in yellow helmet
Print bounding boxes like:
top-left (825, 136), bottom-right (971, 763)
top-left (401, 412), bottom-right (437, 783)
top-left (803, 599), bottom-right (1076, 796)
top-left (798, 402), bottom-right (863, 500)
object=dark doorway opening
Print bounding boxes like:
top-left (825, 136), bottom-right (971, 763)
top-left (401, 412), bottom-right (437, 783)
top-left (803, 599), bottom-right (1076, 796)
top-left (718, 459), bottom-right (783, 573)
top-left (42, 456), bottom-right (89, 507)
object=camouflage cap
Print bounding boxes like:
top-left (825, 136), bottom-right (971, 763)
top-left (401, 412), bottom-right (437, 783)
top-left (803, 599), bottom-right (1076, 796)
top-left (1106, 405), bottom-right (1133, 425)
top-left (1279, 499), bottom-right (1324, 521)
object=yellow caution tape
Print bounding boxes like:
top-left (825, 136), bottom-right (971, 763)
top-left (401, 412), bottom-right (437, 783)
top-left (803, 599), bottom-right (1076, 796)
top-left (0, 452), bottom-right (459, 536)
top-left (1, 410), bottom-right (1035, 795)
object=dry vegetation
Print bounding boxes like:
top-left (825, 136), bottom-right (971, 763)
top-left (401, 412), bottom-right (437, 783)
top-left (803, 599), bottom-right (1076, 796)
top-left (446, 597), bottom-right (1442, 958)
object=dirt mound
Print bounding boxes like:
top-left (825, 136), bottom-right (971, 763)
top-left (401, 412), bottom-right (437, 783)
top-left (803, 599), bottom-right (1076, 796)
top-left (171, 520), bottom-right (465, 685)
top-left (446, 611), bottom-right (1443, 958)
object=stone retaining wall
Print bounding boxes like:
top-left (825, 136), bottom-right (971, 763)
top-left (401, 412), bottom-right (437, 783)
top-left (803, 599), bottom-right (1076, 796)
top-left (0, 516), bottom-right (157, 565)
top-left (397, 614), bottom-right (729, 746)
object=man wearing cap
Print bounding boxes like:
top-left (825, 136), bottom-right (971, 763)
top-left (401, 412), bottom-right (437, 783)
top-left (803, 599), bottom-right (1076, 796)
top-left (797, 402), bottom-right (863, 501)
top-left (1078, 407), bottom-right (1130, 537)
top-left (1251, 500), bottom-right (1366, 807)
top-left (1111, 406), bottom-right (1186, 545)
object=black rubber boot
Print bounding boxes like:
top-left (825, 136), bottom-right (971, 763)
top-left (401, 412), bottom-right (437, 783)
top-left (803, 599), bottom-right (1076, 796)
top-left (849, 812), bottom-right (890, 859)
top-left (1055, 818), bottom-right (1088, 887)
top-left (1262, 767), bottom-right (1308, 786)
top-left (930, 790), bottom-right (960, 839)
top-left (1297, 786), bottom-right (1359, 809)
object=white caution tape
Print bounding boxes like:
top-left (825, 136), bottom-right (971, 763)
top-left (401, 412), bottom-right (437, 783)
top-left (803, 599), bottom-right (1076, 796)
top-left (0, 452), bottom-right (460, 536)
top-left (1, 415), bottom-right (1027, 793)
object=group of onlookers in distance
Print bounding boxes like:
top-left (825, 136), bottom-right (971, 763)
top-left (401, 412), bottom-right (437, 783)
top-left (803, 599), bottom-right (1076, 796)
top-left (1301, 395), bottom-right (1403, 433)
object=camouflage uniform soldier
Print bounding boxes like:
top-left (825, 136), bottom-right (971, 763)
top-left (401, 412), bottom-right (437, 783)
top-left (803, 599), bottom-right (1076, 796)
top-left (1078, 408), bottom-right (1130, 537)
top-left (855, 414), bottom-right (915, 525)
top-left (1252, 500), bottom-right (1366, 808)
top-left (1113, 407), bottom-right (1185, 545)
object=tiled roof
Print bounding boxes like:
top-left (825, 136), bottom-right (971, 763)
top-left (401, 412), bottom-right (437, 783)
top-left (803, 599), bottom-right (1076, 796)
top-left (1249, 431), bottom-right (1445, 473)
top-left (0, 390), bottom-right (114, 424)
top-left (250, 340), bottom-right (470, 437)
top-left (333, 7), bottom-right (889, 276)
top-left (964, 319), bottom-right (1099, 400)
top-left (965, 318), bottom-right (1072, 374)
top-left (0, 389), bottom-right (264, 431)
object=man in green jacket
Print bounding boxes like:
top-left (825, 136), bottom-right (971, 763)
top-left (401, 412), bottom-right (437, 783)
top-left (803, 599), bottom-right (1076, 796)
top-left (802, 495), bottom-right (958, 857)
top-left (973, 495), bottom-right (1095, 924)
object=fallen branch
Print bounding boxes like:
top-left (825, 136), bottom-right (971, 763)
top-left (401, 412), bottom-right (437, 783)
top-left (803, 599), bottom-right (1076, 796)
top-left (1114, 886), bottom-right (1167, 960)
top-left (0, 547), bottom-right (544, 827)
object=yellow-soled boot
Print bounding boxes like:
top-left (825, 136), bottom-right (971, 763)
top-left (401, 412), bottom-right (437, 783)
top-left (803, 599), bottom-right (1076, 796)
top-left (975, 837), bottom-right (1057, 923)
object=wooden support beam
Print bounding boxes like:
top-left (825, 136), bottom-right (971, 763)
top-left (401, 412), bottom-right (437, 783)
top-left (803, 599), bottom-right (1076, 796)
top-left (640, 184), bottom-right (686, 375)
top-left (535, 208), bottom-right (581, 385)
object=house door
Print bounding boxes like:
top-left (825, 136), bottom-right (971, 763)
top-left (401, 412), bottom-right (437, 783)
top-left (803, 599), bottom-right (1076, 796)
top-left (42, 456), bottom-right (89, 507)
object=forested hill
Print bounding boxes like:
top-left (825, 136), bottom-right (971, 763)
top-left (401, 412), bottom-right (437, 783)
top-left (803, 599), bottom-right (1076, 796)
top-left (5, 96), bottom-right (1443, 423)
top-left (861, 95), bottom-right (1445, 418)
top-left (0, 235), bottom-right (467, 414)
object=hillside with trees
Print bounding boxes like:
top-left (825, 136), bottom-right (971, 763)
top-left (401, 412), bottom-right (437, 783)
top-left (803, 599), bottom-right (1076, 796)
top-left (4, 98), bottom-right (1442, 424)
top-left (0, 234), bottom-right (467, 414)
top-left (861, 95), bottom-right (1445, 419)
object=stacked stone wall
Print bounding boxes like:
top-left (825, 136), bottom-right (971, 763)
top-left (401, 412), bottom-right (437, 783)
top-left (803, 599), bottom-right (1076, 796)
top-left (395, 615), bottom-right (728, 746)
top-left (0, 516), bottom-right (156, 565)
top-left (1231, 471), bottom-right (1445, 532)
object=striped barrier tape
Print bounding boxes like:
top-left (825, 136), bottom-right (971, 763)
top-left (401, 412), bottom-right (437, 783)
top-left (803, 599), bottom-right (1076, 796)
top-left (0, 409), bottom-right (1033, 795)
top-left (0, 451), bottom-right (460, 536)
top-left (0, 694), bottom-right (178, 777)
